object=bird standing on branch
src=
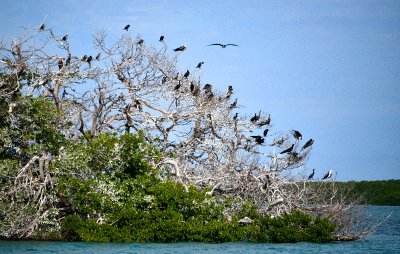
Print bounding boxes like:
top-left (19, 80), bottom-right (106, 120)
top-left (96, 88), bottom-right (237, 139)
top-left (225, 85), bottom-right (233, 99)
top-left (39, 23), bottom-right (45, 31)
top-left (301, 139), bottom-right (314, 151)
top-left (251, 135), bottom-right (265, 145)
top-left (159, 35), bottom-right (164, 42)
top-left (308, 169), bottom-right (315, 180)
top-left (174, 45), bottom-right (186, 52)
top-left (183, 70), bottom-right (190, 78)
top-left (292, 130), bottom-right (302, 140)
top-left (208, 43), bottom-right (239, 48)
top-left (280, 144), bottom-right (294, 154)
top-left (123, 24), bottom-right (130, 31)
top-left (322, 170), bottom-right (333, 180)
top-left (61, 35), bottom-right (68, 41)
top-left (196, 61), bottom-right (204, 69)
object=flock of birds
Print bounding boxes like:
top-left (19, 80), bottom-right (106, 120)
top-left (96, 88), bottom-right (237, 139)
top-left (39, 22), bottom-right (334, 181)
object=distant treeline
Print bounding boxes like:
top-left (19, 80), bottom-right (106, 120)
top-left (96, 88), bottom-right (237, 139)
top-left (336, 180), bottom-right (400, 206)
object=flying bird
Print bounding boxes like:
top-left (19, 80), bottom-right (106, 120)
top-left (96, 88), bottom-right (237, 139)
top-left (308, 169), bottom-right (315, 180)
top-left (280, 144), bottom-right (294, 154)
top-left (263, 128), bottom-right (269, 137)
top-left (159, 35), bottom-right (164, 42)
top-left (174, 45), bottom-right (186, 52)
top-left (39, 23), bottom-right (45, 31)
top-left (322, 170), bottom-right (333, 180)
top-left (292, 130), bottom-right (302, 140)
top-left (208, 43), bottom-right (239, 48)
top-left (196, 61), bottom-right (204, 69)
top-left (183, 70), bottom-right (190, 78)
top-left (123, 24), bottom-right (130, 31)
top-left (61, 35), bottom-right (68, 41)
top-left (301, 139), bottom-right (314, 151)
top-left (251, 135), bottom-right (265, 145)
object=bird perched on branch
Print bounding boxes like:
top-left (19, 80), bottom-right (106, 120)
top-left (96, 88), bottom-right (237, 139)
top-left (39, 23), bottom-right (45, 31)
top-left (233, 113), bottom-right (238, 120)
top-left (280, 144), bottom-right (294, 154)
top-left (292, 130), bottom-right (302, 140)
top-left (308, 169), bottom-right (315, 180)
top-left (301, 139), bottom-right (314, 151)
top-left (123, 24), bottom-right (130, 31)
top-left (137, 39), bottom-right (144, 45)
top-left (322, 170), bottom-right (333, 180)
top-left (250, 111), bottom-right (261, 123)
top-left (57, 58), bottom-right (64, 70)
top-left (208, 43), bottom-right (239, 48)
top-left (174, 45), bottom-right (186, 52)
top-left (183, 70), bottom-right (190, 78)
top-left (159, 35), bottom-right (164, 42)
top-left (203, 84), bottom-right (212, 92)
top-left (229, 98), bottom-right (237, 109)
top-left (225, 85), bottom-right (233, 99)
top-left (263, 128), bottom-right (269, 137)
top-left (87, 55), bottom-right (93, 67)
top-left (95, 53), bottom-right (101, 60)
top-left (61, 35), bottom-right (68, 41)
top-left (251, 135), bottom-right (265, 145)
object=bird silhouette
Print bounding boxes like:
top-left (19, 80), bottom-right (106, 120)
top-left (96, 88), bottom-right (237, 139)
top-left (81, 55), bottom-right (88, 62)
top-left (208, 43), bottom-right (239, 48)
top-left (196, 61), bottom-right (204, 69)
top-left (322, 170), bottom-right (333, 180)
top-left (308, 169), bottom-right (315, 180)
top-left (39, 23), bottom-right (45, 31)
top-left (203, 84), bottom-right (212, 92)
top-left (87, 55), bottom-right (93, 67)
top-left (123, 24), bottom-right (130, 31)
top-left (61, 35), bottom-right (68, 41)
top-left (280, 144), bottom-right (294, 154)
top-left (233, 112), bottom-right (238, 120)
top-left (159, 35), bottom-right (164, 42)
top-left (174, 45), bottom-right (186, 52)
top-left (251, 135), bottom-right (265, 145)
top-left (174, 82), bottom-right (181, 91)
top-left (95, 53), bottom-right (101, 60)
top-left (183, 70), bottom-right (190, 78)
top-left (137, 39), bottom-right (144, 45)
top-left (250, 112), bottom-right (261, 122)
top-left (292, 130), bottom-right (302, 140)
top-left (225, 85), bottom-right (233, 99)
top-left (263, 128), bottom-right (269, 137)
top-left (301, 139), bottom-right (314, 151)
top-left (230, 98), bottom-right (237, 109)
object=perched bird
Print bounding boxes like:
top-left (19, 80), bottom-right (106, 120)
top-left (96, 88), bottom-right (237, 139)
top-left (174, 45), bottom-right (186, 52)
top-left (39, 23), bottom-right (45, 31)
top-left (123, 24), bottom-right (130, 31)
top-left (57, 58), bottom-right (64, 70)
top-left (196, 61), bottom-right (204, 69)
top-left (61, 35), bottom-right (68, 41)
top-left (229, 98), bottom-right (237, 109)
top-left (280, 144), bottom-right (294, 154)
top-left (174, 81), bottom-right (181, 91)
top-left (95, 53), bottom-right (101, 60)
top-left (251, 135), bottom-right (265, 145)
top-left (137, 39), bottom-right (144, 45)
top-left (203, 83), bottom-right (212, 92)
top-left (292, 130), bottom-right (302, 140)
top-left (308, 169), bottom-right (315, 180)
top-left (263, 128), bottom-right (269, 137)
top-left (87, 55), bottom-right (93, 67)
top-left (233, 112), bottom-right (238, 120)
top-left (301, 139), bottom-right (314, 151)
top-left (225, 85), bottom-right (233, 99)
top-left (159, 35), bottom-right (164, 42)
top-left (208, 43), bottom-right (239, 48)
top-left (183, 70), bottom-right (190, 78)
top-left (191, 83), bottom-right (200, 96)
top-left (250, 112), bottom-right (261, 123)
top-left (81, 55), bottom-right (88, 62)
top-left (322, 170), bottom-right (333, 180)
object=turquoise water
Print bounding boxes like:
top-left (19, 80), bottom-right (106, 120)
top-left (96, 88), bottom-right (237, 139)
top-left (1, 206), bottom-right (399, 254)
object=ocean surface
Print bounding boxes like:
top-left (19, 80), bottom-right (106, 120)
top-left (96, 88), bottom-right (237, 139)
top-left (1, 206), bottom-right (399, 254)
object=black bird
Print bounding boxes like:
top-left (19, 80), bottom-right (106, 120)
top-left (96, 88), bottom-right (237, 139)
top-left (81, 55), bottom-right (88, 62)
top-left (322, 170), bottom-right (333, 180)
top-left (191, 83), bottom-right (200, 96)
top-left (250, 111), bottom-right (261, 123)
top-left (263, 128), bottom-right (269, 137)
top-left (61, 35), bottom-right (68, 41)
top-left (123, 24), bottom-right (130, 31)
top-left (65, 54), bottom-right (71, 66)
top-left (251, 135), bottom-right (265, 145)
top-left (308, 169), bottom-right (315, 180)
top-left (174, 45), bottom-right (187, 52)
top-left (39, 23), bottom-right (45, 31)
top-left (292, 130), bottom-right (302, 140)
top-left (280, 144), bottom-right (294, 154)
top-left (174, 81), bottom-right (181, 91)
top-left (57, 58), bottom-right (64, 70)
top-left (208, 43), bottom-right (239, 48)
top-left (95, 53), bottom-right (101, 60)
top-left (137, 39), bottom-right (144, 45)
top-left (159, 35), bottom-right (164, 42)
top-left (196, 61), bottom-right (204, 69)
top-left (225, 85), bottom-right (233, 99)
top-left (233, 112), bottom-right (238, 120)
top-left (229, 98), bottom-right (237, 109)
top-left (203, 83), bottom-right (212, 92)
top-left (301, 139), bottom-right (314, 151)
top-left (183, 70), bottom-right (190, 78)
top-left (87, 55), bottom-right (93, 67)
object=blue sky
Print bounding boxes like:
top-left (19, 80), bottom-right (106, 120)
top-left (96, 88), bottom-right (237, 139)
top-left (1, 0), bottom-right (399, 181)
